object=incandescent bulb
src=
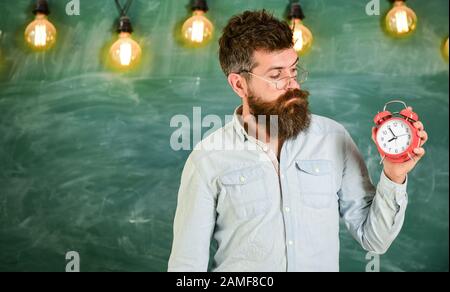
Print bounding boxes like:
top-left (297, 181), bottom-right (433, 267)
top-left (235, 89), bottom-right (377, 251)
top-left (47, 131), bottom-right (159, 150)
top-left (181, 10), bottom-right (214, 45)
top-left (385, 0), bottom-right (417, 37)
top-left (291, 18), bottom-right (313, 55)
top-left (109, 32), bottom-right (142, 68)
top-left (444, 38), bottom-right (449, 61)
top-left (0, 30), bottom-right (2, 61)
top-left (24, 13), bottom-right (57, 50)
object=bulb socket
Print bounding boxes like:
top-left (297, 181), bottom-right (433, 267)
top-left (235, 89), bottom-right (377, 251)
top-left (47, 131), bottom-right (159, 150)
top-left (388, 0), bottom-right (406, 3)
top-left (117, 16), bottom-right (133, 33)
top-left (33, 0), bottom-right (50, 15)
top-left (191, 0), bottom-right (208, 12)
top-left (289, 3), bottom-right (305, 20)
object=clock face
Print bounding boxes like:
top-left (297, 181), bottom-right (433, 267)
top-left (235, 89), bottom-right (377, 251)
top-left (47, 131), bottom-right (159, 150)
top-left (376, 119), bottom-right (413, 155)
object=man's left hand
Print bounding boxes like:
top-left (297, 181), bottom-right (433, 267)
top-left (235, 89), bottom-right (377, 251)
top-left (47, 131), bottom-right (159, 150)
top-left (371, 108), bottom-right (428, 184)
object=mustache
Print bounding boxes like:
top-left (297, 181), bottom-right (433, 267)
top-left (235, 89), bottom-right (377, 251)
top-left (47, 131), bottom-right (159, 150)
top-left (278, 89), bottom-right (309, 104)
top-left (248, 89), bottom-right (310, 114)
top-left (246, 88), bottom-right (311, 140)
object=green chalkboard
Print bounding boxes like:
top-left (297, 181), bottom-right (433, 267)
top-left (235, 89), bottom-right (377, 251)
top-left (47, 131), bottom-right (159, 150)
top-left (0, 0), bottom-right (448, 271)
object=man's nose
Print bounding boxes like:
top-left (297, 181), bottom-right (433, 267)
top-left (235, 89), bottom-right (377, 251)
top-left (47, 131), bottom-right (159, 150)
top-left (286, 77), bottom-right (301, 90)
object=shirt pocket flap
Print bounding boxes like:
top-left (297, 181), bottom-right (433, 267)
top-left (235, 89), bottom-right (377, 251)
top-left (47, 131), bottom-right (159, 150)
top-left (220, 167), bottom-right (264, 185)
top-left (295, 160), bottom-right (332, 176)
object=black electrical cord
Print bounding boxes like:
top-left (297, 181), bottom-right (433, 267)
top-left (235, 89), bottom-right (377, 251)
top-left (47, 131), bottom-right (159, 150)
top-left (114, 0), bottom-right (134, 33)
top-left (192, 0), bottom-right (208, 12)
top-left (288, 2), bottom-right (305, 20)
top-left (115, 0), bottom-right (133, 17)
top-left (33, 0), bottom-right (50, 15)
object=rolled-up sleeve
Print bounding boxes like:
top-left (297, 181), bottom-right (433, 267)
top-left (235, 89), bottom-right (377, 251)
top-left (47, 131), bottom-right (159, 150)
top-left (168, 156), bottom-right (216, 271)
top-left (338, 130), bottom-right (408, 254)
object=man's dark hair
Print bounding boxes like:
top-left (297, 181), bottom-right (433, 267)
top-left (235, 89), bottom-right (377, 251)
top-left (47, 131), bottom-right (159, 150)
top-left (219, 10), bottom-right (293, 77)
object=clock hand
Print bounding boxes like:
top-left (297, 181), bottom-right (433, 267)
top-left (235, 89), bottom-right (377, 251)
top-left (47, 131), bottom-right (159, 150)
top-left (388, 127), bottom-right (397, 138)
top-left (388, 137), bottom-right (397, 142)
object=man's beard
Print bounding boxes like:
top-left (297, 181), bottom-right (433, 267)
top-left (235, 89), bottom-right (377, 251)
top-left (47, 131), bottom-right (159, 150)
top-left (247, 88), bottom-right (311, 141)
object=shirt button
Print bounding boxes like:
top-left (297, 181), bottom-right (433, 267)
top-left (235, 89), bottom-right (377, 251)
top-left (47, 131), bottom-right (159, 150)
top-left (285, 207), bottom-right (290, 213)
top-left (239, 176), bottom-right (246, 183)
top-left (288, 240), bottom-right (294, 246)
top-left (280, 174), bottom-right (285, 179)
top-left (315, 168), bottom-right (320, 173)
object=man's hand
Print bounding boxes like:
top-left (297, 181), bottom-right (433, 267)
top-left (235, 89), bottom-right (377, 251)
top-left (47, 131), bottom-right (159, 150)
top-left (371, 107), bottom-right (428, 184)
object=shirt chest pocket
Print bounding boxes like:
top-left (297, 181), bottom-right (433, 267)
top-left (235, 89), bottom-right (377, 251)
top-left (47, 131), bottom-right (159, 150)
top-left (220, 167), bottom-right (269, 220)
top-left (295, 160), bottom-right (335, 209)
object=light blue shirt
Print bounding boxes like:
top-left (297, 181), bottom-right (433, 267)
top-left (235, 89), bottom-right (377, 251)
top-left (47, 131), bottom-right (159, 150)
top-left (168, 106), bottom-right (408, 272)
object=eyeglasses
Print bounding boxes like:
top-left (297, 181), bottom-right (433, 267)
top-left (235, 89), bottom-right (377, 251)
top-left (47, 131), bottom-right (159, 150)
top-left (239, 64), bottom-right (308, 90)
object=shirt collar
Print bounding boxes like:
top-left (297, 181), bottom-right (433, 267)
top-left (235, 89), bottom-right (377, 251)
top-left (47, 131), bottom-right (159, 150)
top-left (232, 105), bottom-right (248, 142)
top-left (232, 105), bottom-right (272, 152)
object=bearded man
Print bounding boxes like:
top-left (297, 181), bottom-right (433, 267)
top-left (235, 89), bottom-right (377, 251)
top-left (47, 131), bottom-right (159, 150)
top-left (168, 10), bottom-right (428, 272)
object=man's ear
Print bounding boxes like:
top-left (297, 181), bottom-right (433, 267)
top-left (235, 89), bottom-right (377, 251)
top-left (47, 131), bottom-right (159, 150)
top-left (227, 73), bottom-right (249, 99)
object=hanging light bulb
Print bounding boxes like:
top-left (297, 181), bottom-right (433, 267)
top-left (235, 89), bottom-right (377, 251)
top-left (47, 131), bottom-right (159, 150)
top-left (181, 0), bottom-right (214, 46)
top-left (109, 16), bottom-right (142, 69)
top-left (24, 0), bottom-right (57, 50)
top-left (288, 3), bottom-right (313, 56)
top-left (385, 0), bottom-right (417, 37)
top-left (0, 30), bottom-right (3, 59)
top-left (443, 38), bottom-right (449, 61)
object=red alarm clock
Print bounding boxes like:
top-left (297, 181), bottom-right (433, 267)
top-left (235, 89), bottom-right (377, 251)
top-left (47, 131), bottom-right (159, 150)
top-left (373, 100), bottom-right (421, 163)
